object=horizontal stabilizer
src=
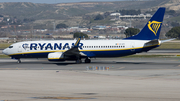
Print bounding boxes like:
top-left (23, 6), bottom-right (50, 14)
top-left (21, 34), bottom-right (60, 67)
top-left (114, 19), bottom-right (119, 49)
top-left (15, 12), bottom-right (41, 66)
top-left (161, 38), bottom-right (176, 43)
top-left (144, 39), bottom-right (159, 47)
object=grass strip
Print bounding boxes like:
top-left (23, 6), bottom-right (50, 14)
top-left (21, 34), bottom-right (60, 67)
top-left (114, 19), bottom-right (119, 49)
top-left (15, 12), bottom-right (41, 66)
top-left (0, 54), bottom-right (9, 58)
top-left (156, 42), bottom-right (180, 49)
top-left (0, 43), bottom-right (12, 49)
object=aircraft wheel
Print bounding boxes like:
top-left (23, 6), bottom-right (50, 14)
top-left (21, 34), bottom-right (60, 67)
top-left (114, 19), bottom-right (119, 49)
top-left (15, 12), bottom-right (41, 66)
top-left (17, 59), bottom-right (21, 63)
top-left (85, 58), bottom-right (91, 63)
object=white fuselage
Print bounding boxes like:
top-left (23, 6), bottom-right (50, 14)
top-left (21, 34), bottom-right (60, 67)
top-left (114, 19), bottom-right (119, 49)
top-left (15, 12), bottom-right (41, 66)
top-left (3, 39), bottom-right (159, 59)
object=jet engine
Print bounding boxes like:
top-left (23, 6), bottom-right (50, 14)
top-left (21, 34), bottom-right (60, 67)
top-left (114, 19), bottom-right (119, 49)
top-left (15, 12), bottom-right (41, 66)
top-left (48, 52), bottom-right (65, 61)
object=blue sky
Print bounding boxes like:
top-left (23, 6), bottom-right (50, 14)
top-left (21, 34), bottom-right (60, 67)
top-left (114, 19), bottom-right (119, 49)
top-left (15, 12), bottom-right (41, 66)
top-left (0, 0), bottom-right (124, 4)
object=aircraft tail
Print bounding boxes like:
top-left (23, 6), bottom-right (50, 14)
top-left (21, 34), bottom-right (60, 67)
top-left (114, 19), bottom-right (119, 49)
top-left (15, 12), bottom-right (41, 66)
top-left (124, 7), bottom-right (166, 40)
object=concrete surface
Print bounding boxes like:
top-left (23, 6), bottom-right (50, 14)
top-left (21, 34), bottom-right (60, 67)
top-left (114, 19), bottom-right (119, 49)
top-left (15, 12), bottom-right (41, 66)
top-left (0, 57), bottom-right (180, 101)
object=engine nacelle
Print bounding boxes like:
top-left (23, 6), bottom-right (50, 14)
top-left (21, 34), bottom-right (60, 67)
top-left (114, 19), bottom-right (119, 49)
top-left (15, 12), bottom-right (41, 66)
top-left (48, 52), bottom-right (65, 61)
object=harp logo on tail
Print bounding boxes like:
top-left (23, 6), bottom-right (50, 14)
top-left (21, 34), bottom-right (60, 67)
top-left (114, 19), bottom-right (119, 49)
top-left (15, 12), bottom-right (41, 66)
top-left (148, 21), bottom-right (162, 36)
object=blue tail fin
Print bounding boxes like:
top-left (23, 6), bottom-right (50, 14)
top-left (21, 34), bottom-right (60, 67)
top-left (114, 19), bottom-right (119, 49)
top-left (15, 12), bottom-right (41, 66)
top-left (124, 7), bottom-right (166, 40)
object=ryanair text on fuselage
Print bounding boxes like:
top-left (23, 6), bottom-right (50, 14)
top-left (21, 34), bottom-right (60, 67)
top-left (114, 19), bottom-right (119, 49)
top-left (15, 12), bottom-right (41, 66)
top-left (23, 43), bottom-right (84, 50)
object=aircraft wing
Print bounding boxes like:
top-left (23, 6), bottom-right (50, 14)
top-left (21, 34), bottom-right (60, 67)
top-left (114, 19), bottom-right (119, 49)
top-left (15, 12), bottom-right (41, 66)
top-left (63, 37), bottom-right (86, 57)
top-left (48, 37), bottom-right (86, 61)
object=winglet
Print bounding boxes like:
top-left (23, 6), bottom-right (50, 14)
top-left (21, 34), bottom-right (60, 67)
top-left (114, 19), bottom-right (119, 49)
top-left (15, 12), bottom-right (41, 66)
top-left (74, 37), bottom-right (81, 48)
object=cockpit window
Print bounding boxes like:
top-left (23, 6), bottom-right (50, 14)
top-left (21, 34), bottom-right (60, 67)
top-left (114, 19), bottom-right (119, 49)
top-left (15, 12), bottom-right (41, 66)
top-left (9, 46), bottom-right (13, 48)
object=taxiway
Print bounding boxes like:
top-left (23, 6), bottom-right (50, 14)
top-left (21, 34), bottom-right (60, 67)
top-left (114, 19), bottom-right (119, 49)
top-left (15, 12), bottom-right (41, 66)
top-left (0, 57), bottom-right (180, 101)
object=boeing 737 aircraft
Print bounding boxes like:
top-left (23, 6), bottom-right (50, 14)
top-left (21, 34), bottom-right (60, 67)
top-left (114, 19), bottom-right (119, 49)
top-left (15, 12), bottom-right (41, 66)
top-left (3, 7), bottom-right (167, 63)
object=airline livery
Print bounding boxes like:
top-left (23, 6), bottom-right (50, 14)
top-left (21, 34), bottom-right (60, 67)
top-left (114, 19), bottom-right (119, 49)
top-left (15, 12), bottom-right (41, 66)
top-left (3, 7), bottom-right (167, 63)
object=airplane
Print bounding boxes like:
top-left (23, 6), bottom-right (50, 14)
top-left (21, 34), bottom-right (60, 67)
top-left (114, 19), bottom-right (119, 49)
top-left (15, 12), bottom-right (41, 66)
top-left (3, 7), bottom-right (167, 64)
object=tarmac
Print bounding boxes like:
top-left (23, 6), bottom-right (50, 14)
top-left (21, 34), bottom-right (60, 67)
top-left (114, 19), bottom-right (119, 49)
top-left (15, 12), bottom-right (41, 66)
top-left (0, 57), bottom-right (180, 101)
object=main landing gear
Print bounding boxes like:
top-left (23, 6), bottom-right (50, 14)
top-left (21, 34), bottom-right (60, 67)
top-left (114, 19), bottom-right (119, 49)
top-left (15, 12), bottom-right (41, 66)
top-left (75, 57), bottom-right (91, 64)
top-left (85, 58), bottom-right (91, 63)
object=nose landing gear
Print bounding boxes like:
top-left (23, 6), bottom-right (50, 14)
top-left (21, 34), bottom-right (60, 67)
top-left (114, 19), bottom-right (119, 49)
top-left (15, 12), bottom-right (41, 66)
top-left (17, 59), bottom-right (21, 63)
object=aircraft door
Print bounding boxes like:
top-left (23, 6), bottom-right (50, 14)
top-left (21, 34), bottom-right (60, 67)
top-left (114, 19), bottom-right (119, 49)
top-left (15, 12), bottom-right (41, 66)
top-left (130, 42), bottom-right (135, 51)
top-left (18, 45), bottom-right (22, 52)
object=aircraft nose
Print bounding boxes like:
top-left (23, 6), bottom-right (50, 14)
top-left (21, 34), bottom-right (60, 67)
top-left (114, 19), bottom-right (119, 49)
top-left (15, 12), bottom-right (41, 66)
top-left (2, 49), bottom-right (7, 55)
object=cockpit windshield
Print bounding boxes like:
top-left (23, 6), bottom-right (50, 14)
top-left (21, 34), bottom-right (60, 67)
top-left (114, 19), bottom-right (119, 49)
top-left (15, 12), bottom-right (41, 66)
top-left (9, 46), bottom-right (13, 48)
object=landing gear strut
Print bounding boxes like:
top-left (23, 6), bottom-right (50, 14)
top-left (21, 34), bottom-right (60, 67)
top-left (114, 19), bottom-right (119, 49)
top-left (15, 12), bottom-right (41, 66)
top-left (85, 58), bottom-right (91, 63)
top-left (17, 59), bottom-right (21, 63)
